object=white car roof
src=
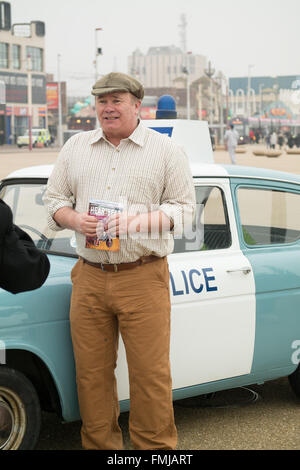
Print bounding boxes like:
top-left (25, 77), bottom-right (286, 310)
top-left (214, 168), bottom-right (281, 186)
top-left (3, 163), bottom-right (300, 186)
top-left (3, 163), bottom-right (228, 180)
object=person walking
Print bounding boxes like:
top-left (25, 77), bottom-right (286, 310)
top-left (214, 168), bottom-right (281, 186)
top-left (224, 124), bottom-right (239, 164)
top-left (278, 133), bottom-right (284, 149)
top-left (44, 72), bottom-right (196, 450)
top-left (270, 131), bottom-right (277, 149)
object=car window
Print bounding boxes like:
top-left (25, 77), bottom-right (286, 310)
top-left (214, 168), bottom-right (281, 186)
top-left (173, 185), bottom-right (231, 253)
top-left (0, 182), bottom-right (76, 256)
top-left (237, 187), bottom-right (300, 246)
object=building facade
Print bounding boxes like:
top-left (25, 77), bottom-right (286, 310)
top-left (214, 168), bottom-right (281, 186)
top-left (0, 2), bottom-right (47, 144)
top-left (128, 45), bottom-right (206, 89)
top-left (229, 75), bottom-right (300, 127)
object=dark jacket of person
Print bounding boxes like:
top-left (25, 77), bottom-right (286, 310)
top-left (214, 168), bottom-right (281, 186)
top-left (0, 199), bottom-right (50, 294)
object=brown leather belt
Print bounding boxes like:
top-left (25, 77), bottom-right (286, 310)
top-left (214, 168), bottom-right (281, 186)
top-left (80, 255), bottom-right (162, 272)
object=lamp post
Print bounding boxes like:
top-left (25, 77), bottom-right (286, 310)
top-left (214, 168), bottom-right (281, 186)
top-left (247, 64), bottom-right (254, 118)
top-left (57, 54), bottom-right (63, 148)
top-left (216, 72), bottom-right (226, 144)
top-left (204, 61), bottom-right (215, 126)
top-left (182, 52), bottom-right (192, 120)
top-left (259, 83), bottom-right (265, 116)
top-left (27, 54), bottom-right (32, 151)
top-left (95, 27), bottom-right (103, 81)
top-left (186, 51), bottom-right (192, 120)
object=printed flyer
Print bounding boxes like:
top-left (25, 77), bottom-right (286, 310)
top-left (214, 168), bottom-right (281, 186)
top-left (86, 199), bottom-right (123, 251)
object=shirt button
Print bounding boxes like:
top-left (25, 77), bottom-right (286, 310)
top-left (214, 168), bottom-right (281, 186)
top-left (112, 168), bottom-right (115, 171)
top-left (107, 186), bottom-right (110, 190)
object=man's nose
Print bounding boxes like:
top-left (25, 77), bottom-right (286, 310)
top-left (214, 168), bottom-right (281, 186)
top-left (103, 102), bottom-right (115, 112)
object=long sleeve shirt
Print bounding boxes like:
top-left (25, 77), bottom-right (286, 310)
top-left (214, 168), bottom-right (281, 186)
top-left (44, 122), bottom-right (196, 263)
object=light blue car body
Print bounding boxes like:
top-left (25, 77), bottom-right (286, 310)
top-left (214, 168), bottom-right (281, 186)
top-left (0, 163), bottom-right (300, 422)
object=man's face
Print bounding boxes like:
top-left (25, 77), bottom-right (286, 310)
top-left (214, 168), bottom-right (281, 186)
top-left (95, 92), bottom-right (141, 141)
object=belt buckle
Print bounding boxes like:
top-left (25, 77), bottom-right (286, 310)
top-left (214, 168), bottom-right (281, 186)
top-left (100, 263), bottom-right (105, 271)
top-left (113, 264), bottom-right (118, 272)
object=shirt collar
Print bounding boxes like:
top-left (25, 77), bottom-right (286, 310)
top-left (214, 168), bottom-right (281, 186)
top-left (90, 121), bottom-right (146, 147)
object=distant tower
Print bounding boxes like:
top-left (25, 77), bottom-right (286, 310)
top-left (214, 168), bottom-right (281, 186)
top-left (178, 13), bottom-right (187, 54)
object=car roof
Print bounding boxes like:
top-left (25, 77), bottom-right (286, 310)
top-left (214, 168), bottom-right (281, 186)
top-left (3, 163), bottom-right (300, 186)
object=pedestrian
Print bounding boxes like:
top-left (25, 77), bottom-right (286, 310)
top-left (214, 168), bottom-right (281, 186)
top-left (224, 124), bottom-right (239, 164)
top-left (278, 133), bottom-right (284, 149)
top-left (265, 133), bottom-right (271, 148)
top-left (270, 131), bottom-right (277, 149)
top-left (44, 72), bottom-right (196, 450)
top-left (287, 133), bottom-right (294, 148)
top-left (0, 199), bottom-right (50, 294)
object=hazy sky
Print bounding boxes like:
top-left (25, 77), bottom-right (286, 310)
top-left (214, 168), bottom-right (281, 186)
top-left (8, 0), bottom-right (300, 96)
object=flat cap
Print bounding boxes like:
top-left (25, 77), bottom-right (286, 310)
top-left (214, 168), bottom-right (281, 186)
top-left (92, 72), bottom-right (144, 100)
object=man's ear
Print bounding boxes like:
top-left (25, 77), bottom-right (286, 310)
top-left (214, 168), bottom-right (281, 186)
top-left (135, 99), bottom-right (142, 116)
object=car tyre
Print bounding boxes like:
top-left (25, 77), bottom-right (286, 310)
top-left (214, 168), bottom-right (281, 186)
top-left (0, 366), bottom-right (41, 450)
top-left (288, 364), bottom-right (300, 399)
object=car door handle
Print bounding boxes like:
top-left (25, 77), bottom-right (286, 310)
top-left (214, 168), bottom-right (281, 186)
top-left (226, 267), bottom-right (252, 275)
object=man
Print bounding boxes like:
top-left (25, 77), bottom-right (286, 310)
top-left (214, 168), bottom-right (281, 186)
top-left (270, 131), bottom-right (277, 150)
top-left (224, 124), bottom-right (239, 164)
top-left (0, 199), bottom-right (50, 294)
top-left (44, 72), bottom-right (196, 450)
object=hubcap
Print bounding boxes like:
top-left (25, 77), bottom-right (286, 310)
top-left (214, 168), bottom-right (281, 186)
top-left (0, 389), bottom-right (26, 450)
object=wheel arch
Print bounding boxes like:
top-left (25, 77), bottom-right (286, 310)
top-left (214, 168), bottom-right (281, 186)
top-left (3, 348), bottom-right (62, 418)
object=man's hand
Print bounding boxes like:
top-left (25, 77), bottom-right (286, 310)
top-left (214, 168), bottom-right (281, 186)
top-left (104, 212), bottom-right (139, 238)
top-left (104, 211), bottom-right (172, 238)
top-left (73, 212), bottom-right (98, 237)
top-left (54, 207), bottom-right (98, 237)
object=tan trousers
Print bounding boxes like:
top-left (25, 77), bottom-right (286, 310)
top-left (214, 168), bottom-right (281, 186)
top-left (70, 257), bottom-right (177, 450)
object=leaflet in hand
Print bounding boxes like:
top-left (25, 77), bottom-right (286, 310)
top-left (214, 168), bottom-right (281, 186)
top-left (86, 199), bottom-right (123, 251)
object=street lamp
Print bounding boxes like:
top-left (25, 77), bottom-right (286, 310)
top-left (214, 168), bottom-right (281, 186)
top-left (186, 51), bottom-right (192, 120)
top-left (204, 61), bottom-right (215, 126)
top-left (259, 83), bottom-right (265, 116)
top-left (182, 52), bottom-right (192, 120)
top-left (57, 54), bottom-right (63, 148)
top-left (95, 27), bottom-right (103, 81)
top-left (247, 64), bottom-right (254, 118)
top-left (27, 54), bottom-right (32, 151)
top-left (216, 71), bottom-right (227, 144)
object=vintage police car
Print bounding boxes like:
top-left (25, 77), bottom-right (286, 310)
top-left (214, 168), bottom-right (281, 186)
top-left (0, 160), bottom-right (300, 450)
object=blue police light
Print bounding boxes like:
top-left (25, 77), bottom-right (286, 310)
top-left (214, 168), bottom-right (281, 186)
top-left (156, 95), bottom-right (177, 119)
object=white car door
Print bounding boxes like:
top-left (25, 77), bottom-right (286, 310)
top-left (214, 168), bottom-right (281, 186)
top-left (115, 178), bottom-right (256, 400)
top-left (169, 178), bottom-right (256, 388)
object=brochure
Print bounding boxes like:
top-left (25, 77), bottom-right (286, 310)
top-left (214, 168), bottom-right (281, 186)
top-left (85, 199), bottom-right (123, 251)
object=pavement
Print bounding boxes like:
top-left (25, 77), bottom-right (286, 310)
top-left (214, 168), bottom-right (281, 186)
top-left (1, 143), bottom-right (300, 180)
top-left (0, 143), bottom-right (299, 450)
top-left (35, 378), bottom-right (299, 450)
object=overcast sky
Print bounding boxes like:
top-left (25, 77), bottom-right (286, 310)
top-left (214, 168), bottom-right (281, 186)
top-left (8, 0), bottom-right (300, 96)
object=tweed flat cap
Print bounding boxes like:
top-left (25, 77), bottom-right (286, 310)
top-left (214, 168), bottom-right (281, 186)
top-left (92, 72), bottom-right (144, 99)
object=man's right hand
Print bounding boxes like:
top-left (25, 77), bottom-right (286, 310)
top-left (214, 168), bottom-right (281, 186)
top-left (54, 207), bottom-right (98, 237)
top-left (73, 212), bottom-right (98, 237)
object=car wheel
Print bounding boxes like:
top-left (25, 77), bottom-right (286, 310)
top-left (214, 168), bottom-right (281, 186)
top-left (0, 366), bottom-right (41, 450)
top-left (288, 364), bottom-right (300, 398)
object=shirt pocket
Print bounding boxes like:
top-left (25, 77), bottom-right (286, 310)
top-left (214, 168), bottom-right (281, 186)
top-left (120, 173), bottom-right (161, 206)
